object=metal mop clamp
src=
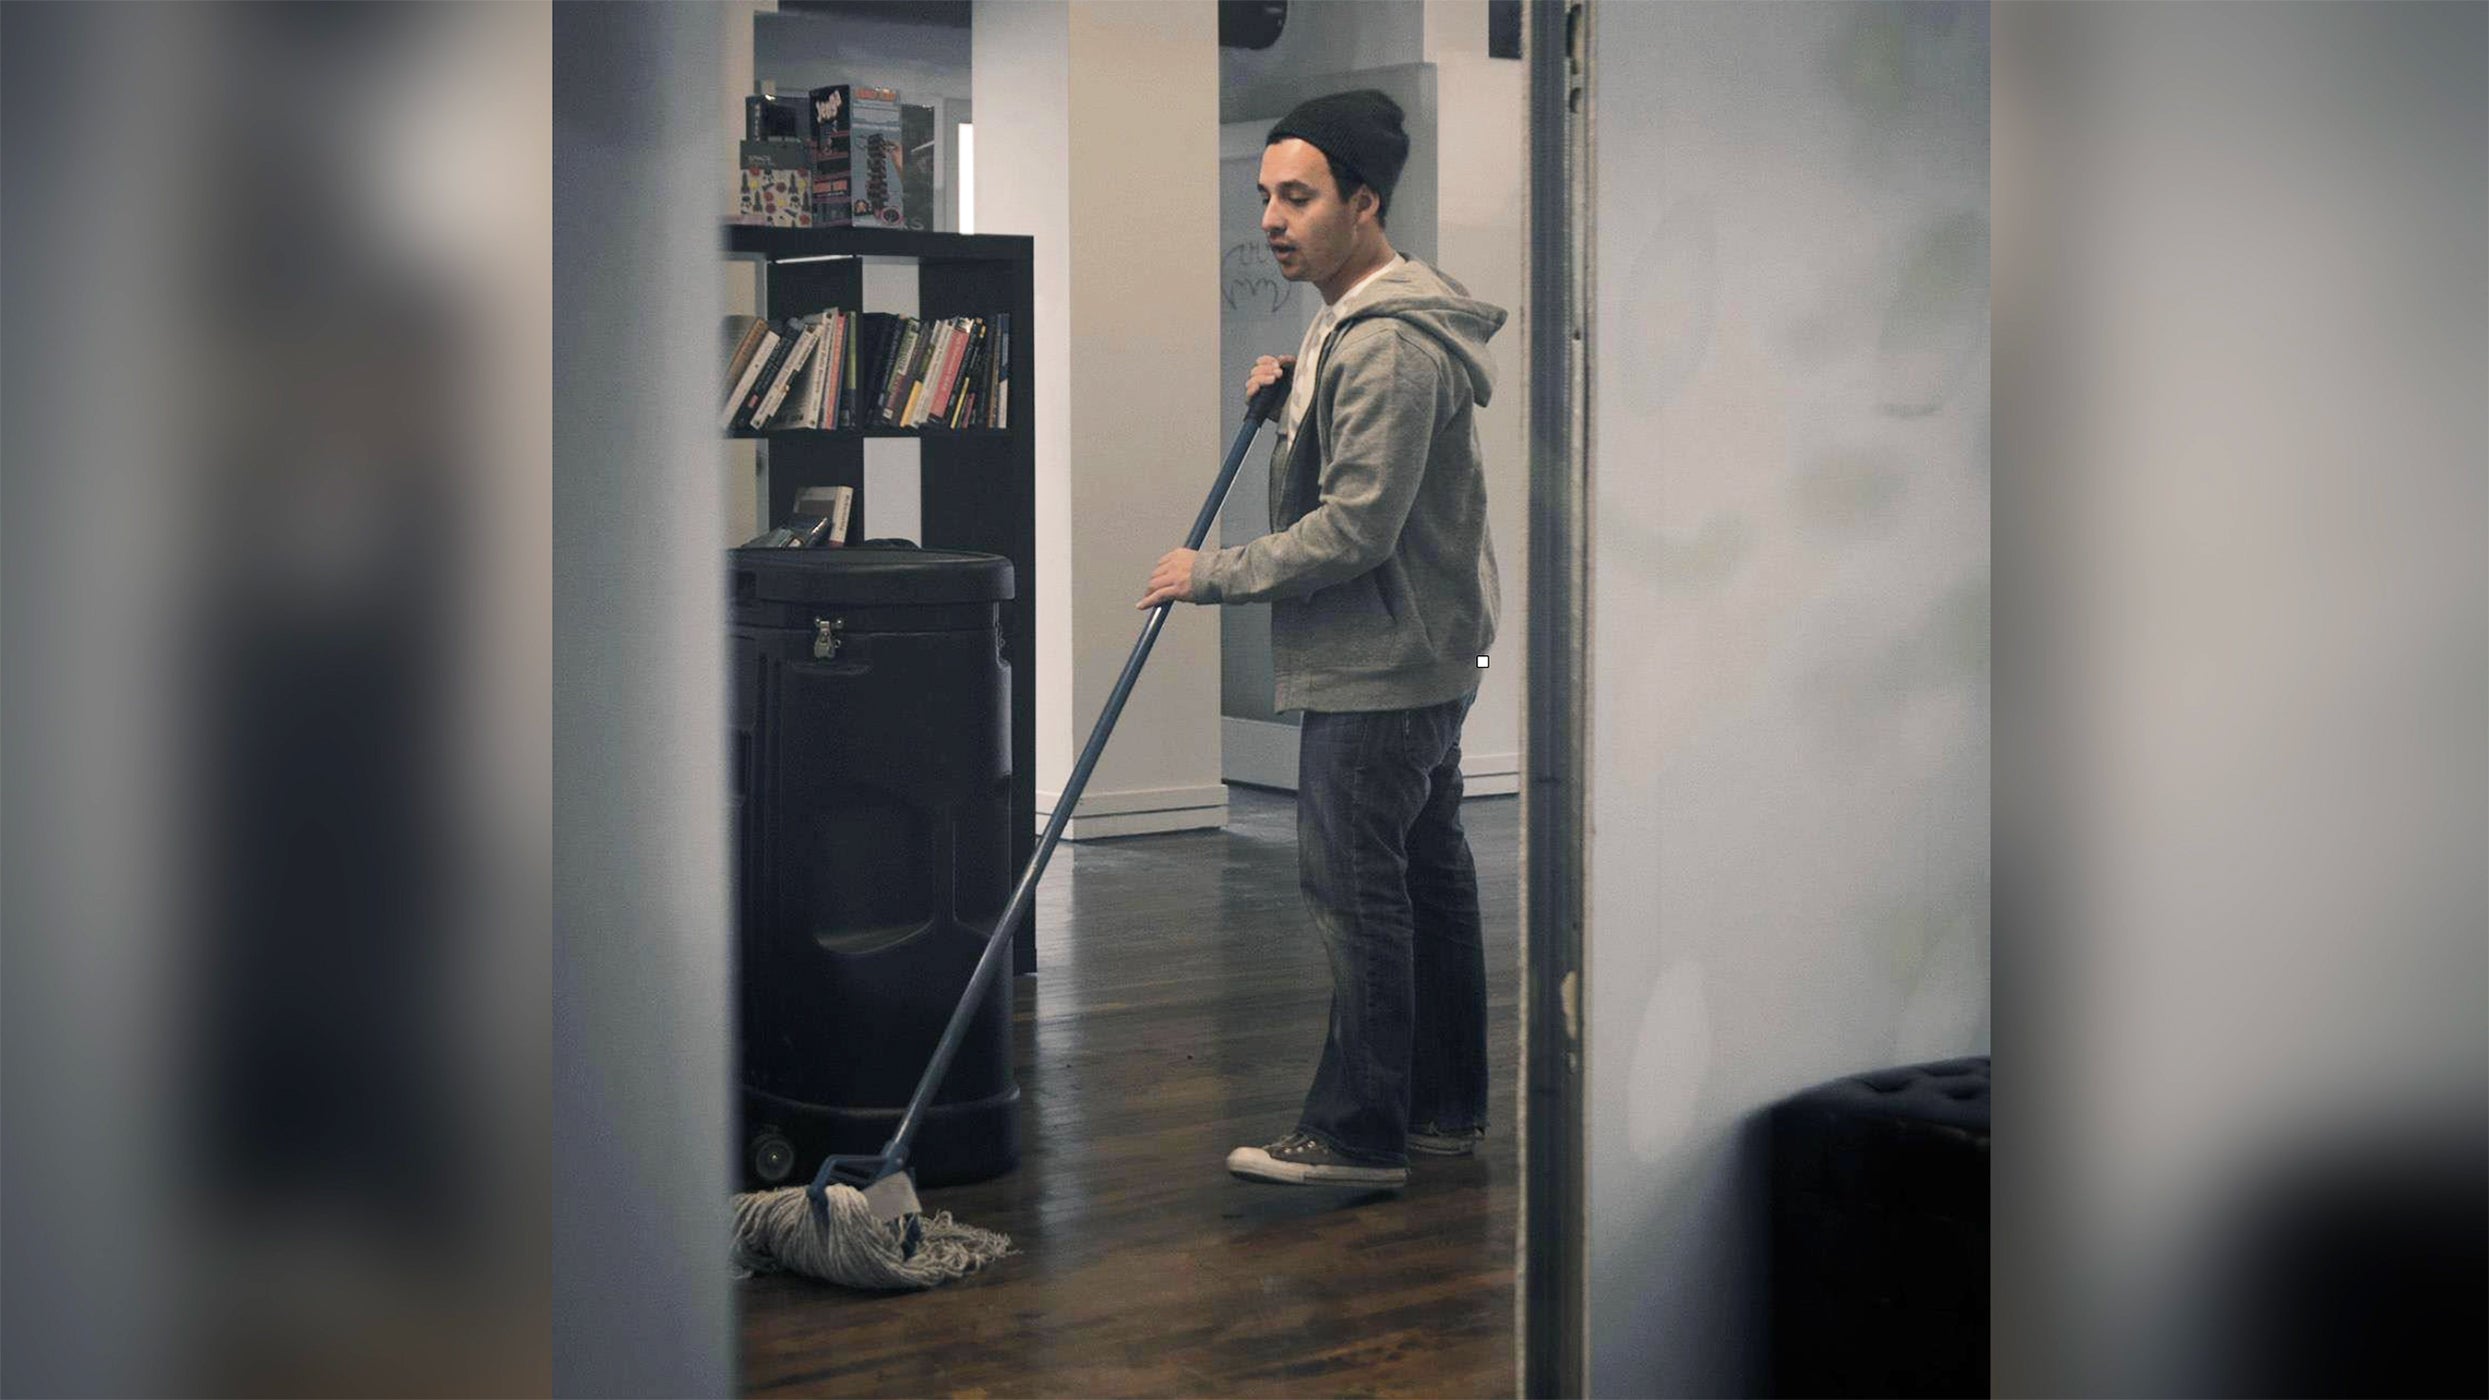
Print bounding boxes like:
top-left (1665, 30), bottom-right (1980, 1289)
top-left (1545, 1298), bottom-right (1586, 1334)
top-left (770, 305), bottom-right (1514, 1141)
top-left (809, 372), bottom-right (1294, 1227)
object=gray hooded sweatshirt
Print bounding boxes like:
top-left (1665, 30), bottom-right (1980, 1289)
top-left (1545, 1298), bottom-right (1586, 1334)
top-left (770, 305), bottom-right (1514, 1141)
top-left (1190, 258), bottom-right (1507, 713)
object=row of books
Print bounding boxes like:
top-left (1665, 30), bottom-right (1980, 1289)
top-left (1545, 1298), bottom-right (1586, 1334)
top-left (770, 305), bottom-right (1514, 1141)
top-left (721, 309), bottom-right (1010, 433)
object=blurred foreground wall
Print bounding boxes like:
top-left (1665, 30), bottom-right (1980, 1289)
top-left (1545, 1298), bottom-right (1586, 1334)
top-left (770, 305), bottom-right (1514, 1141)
top-left (549, 3), bottom-right (733, 1395)
top-left (3, 3), bottom-right (578, 1393)
top-left (1991, 4), bottom-right (2486, 1392)
top-left (1582, 6), bottom-right (1993, 1394)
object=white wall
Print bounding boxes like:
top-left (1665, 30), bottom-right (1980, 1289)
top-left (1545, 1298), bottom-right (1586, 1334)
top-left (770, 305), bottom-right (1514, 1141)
top-left (1221, 0), bottom-right (1425, 92)
top-left (754, 7), bottom-right (970, 105)
top-left (1212, 0), bottom-right (1526, 795)
top-left (976, 0), bottom-right (1226, 840)
top-left (1424, 0), bottom-right (1526, 791)
top-left (1583, 5), bottom-right (1991, 1395)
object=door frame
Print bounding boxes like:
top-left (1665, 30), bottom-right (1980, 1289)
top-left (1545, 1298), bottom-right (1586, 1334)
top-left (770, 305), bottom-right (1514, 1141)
top-left (1522, 0), bottom-right (1591, 1395)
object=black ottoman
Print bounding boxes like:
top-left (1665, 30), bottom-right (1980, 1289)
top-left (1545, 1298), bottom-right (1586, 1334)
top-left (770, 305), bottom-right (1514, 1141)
top-left (1768, 1055), bottom-right (1989, 1397)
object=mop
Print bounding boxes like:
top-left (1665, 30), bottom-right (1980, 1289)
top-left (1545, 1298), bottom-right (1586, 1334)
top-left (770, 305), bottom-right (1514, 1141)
top-left (732, 373), bottom-right (1292, 1290)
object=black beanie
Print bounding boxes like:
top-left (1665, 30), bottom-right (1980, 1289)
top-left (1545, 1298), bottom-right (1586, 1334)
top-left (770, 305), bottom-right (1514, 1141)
top-left (1267, 89), bottom-right (1408, 216)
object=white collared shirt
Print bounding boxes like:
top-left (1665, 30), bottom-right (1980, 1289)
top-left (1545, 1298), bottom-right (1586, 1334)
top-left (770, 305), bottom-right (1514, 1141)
top-left (1281, 254), bottom-right (1404, 445)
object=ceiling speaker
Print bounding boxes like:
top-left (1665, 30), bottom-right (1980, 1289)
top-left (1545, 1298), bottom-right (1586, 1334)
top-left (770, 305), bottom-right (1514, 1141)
top-left (1219, 0), bottom-right (1287, 51)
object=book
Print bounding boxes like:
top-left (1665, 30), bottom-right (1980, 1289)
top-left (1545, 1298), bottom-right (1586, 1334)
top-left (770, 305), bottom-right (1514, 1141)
top-left (951, 319), bottom-right (989, 429)
top-left (904, 320), bottom-right (953, 427)
top-left (806, 311), bottom-right (838, 428)
top-left (980, 313), bottom-right (1000, 428)
top-left (753, 317), bottom-right (821, 427)
top-left (947, 353), bottom-right (976, 428)
top-left (943, 321), bottom-right (988, 429)
top-left (922, 318), bottom-right (961, 425)
top-left (928, 317), bottom-right (974, 424)
top-left (769, 315), bottom-right (810, 429)
top-left (744, 482), bottom-right (850, 549)
top-left (940, 317), bottom-right (980, 416)
top-left (814, 309), bottom-right (845, 428)
top-left (962, 318), bottom-right (989, 420)
top-left (844, 312), bottom-right (864, 428)
top-left (823, 484), bottom-right (854, 545)
top-left (849, 87), bottom-right (906, 228)
top-left (914, 318), bottom-right (953, 426)
top-left (721, 315), bottom-right (770, 422)
top-left (836, 311), bottom-right (859, 428)
top-left (968, 319), bottom-right (994, 425)
top-left (727, 325), bottom-right (786, 429)
top-left (724, 314), bottom-right (768, 382)
top-left (849, 315), bottom-right (884, 425)
top-left (777, 314), bottom-right (832, 429)
top-left (896, 318), bottom-right (940, 428)
top-left (901, 103), bottom-right (935, 232)
top-left (786, 485), bottom-right (852, 547)
top-left (738, 138), bottom-right (813, 227)
top-left (856, 312), bottom-right (903, 424)
top-left (738, 317), bottom-right (805, 426)
top-left (877, 318), bottom-right (922, 426)
top-left (737, 329), bottom-right (788, 425)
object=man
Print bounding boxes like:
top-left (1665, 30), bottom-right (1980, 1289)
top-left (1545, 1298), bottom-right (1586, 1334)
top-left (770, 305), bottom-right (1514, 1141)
top-left (1136, 90), bottom-right (1506, 1189)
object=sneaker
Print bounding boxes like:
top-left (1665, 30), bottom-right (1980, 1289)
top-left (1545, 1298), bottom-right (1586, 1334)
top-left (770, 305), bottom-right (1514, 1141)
top-left (1408, 1124), bottom-right (1486, 1157)
top-left (1226, 1131), bottom-right (1409, 1188)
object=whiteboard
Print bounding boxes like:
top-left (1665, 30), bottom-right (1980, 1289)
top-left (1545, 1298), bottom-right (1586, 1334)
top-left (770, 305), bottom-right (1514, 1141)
top-left (1218, 120), bottom-right (1319, 739)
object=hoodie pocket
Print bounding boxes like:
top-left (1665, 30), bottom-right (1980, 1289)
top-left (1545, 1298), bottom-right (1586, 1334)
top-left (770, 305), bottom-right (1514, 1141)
top-left (1371, 563), bottom-right (1433, 656)
top-left (1313, 564), bottom-right (1432, 675)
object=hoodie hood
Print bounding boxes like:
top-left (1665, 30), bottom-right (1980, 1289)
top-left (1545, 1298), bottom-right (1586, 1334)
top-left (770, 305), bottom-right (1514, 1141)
top-left (1339, 258), bottom-right (1508, 408)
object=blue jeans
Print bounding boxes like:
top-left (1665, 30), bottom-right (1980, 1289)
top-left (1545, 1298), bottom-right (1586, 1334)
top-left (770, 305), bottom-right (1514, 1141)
top-left (1293, 691), bottom-right (1490, 1165)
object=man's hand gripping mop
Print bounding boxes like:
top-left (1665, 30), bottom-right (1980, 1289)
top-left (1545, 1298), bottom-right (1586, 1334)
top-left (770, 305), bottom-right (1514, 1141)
top-left (731, 373), bottom-right (1293, 1290)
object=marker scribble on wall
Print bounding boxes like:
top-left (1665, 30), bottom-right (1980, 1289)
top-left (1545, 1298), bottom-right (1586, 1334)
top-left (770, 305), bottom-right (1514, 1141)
top-left (1223, 240), bottom-right (1298, 317)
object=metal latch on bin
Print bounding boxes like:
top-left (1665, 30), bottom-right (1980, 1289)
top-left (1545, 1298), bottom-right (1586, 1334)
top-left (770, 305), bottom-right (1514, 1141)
top-left (813, 617), bottom-right (845, 661)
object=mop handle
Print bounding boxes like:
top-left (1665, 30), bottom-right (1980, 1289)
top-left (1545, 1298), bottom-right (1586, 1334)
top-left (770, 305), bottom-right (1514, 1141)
top-left (857, 374), bottom-right (1293, 1182)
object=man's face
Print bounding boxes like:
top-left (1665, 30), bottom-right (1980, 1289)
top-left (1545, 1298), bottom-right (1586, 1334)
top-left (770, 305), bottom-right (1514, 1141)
top-left (1258, 137), bottom-right (1369, 286)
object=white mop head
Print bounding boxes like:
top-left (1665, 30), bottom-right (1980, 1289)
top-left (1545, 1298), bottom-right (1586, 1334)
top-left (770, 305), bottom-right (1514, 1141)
top-left (730, 1184), bottom-right (1013, 1290)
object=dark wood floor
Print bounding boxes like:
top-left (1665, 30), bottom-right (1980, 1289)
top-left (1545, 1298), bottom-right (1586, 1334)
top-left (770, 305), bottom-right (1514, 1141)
top-left (741, 784), bottom-right (1522, 1398)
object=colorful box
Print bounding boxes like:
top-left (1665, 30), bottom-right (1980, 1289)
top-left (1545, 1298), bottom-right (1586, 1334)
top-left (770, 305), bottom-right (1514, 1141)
top-left (738, 138), bottom-right (812, 227)
top-left (850, 86), bottom-right (906, 229)
top-left (805, 86), bottom-right (853, 226)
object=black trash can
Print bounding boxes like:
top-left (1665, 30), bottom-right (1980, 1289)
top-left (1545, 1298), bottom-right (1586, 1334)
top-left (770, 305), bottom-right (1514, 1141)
top-left (1768, 1055), bottom-right (1990, 1397)
top-left (729, 544), bottom-right (1020, 1191)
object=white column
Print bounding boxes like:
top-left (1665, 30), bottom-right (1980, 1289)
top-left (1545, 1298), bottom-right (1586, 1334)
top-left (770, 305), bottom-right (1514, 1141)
top-left (975, 0), bottom-right (1226, 839)
top-left (1426, 0), bottom-right (1529, 795)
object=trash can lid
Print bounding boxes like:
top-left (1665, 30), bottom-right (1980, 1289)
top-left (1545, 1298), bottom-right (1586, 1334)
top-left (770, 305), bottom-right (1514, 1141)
top-left (731, 545), bottom-right (1015, 608)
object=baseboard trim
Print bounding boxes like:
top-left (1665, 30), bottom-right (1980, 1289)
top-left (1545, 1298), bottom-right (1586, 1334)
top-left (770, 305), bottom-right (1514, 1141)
top-left (1036, 782), bottom-right (1229, 842)
top-left (1222, 716), bottom-right (1301, 791)
top-left (1052, 804), bottom-right (1229, 842)
top-left (1216, 723), bottom-right (1520, 797)
top-left (1462, 750), bottom-right (1520, 796)
top-left (1035, 782), bottom-right (1227, 819)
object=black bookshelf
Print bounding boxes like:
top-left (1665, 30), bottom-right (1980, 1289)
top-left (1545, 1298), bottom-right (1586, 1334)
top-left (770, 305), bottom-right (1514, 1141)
top-left (726, 426), bottom-right (1012, 441)
top-left (725, 225), bottom-right (1035, 263)
top-left (726, 222), bottom-right (1040, 975)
